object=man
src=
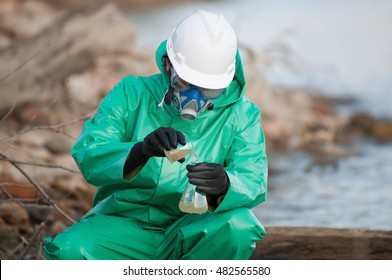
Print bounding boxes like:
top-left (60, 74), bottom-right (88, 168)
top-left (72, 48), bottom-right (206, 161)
top-left (44, 9), bottom-right (268, 260)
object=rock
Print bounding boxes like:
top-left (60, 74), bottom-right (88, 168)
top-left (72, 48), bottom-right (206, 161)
top-left (0, 0), bottom-right (62, 41)
top-left (0, 201), bottom-right (30, 232)
top-left (52, 154), bottom-right (79, 171)
top-left (348, 112), bottom-right (375, 135)
top-left (250, 87), bottom-right (346, 153)
top-left (343, 112), bottom-right (392, 142)
top-left (13, 130), bottom-right (51, 148)
top-left (44, 0), bottom-right (191, 11)
top-left (0, 33), bottom-right (11, 49)
top-left (50, 220), bottom-right (68, 236)
top-left (371, 120), bottom-right (392, 142)
top-left (67, 72), bottom-right (103, 106)
top-left (0, 217), bottom-right (21, 255)
top-left (59, 199), bottom-right (91, 214)
top-left (52, 175), bottom-right (95, 202)
top-left (0, 177), bottom-right (37, 199)
top-left (44, 132), bottom-right (74, 155)
top-left (262, 115), bottom-right (292, 151)
top-left (0, 3), bottom-right (137, 115)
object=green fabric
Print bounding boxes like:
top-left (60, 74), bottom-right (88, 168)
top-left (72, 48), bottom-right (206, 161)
top-left (44, 208), bottom-right (264, 260)
top-left (43, 40), bottom-right (268, 260)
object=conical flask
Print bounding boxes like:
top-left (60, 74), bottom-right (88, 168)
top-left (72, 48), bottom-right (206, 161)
top-left (164, 139), bottom-right (208, 214)
top-left (179, 181), bottom-right (208, 214)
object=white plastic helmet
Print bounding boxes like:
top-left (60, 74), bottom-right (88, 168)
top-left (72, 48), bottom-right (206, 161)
top-left (166, 10), bottom-right (237, 89)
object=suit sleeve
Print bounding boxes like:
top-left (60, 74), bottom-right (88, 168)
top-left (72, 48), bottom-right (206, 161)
top-left (71, 78), bottom-right (139, 187)
top-left (214, 101), bottom-right (268, 212)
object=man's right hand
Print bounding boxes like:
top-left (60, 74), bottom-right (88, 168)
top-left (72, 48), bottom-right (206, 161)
top-left (141, 127), bottom-right (186, 158)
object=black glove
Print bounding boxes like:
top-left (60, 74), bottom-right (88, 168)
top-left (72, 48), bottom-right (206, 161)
top-left (141, 127), bottom-right (186, 157)
top-left (123, 127), bottom-right (186, 179)
top-left (186, 162), bottom-right (229, 196)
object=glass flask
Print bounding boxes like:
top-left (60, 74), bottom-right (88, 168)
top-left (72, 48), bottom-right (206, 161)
top-left (164, 139), bottom-right (208, 214)
top-left (179, 180), bottom-right (208, 214)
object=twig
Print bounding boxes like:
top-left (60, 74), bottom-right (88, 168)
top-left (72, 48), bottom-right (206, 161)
top-left (0, 152), bottom-right (76, 224)
top-left (7, 239), bottom-right (28, 260)
top-left (0, 44), bottom-right (50, 82)
top-left (0, 185), bottom-right (54, 210)
top-left (14, 203), bottom-right (54, 210)
top-left (0, 185), bottom-right (24, 205)
top-left (0, 102), bottom-right (16, 126)
top-left (19, 221), bottom-right (46, 260)
top-left (0, 157), bottom-right (80, 173)
top-left (0, 113), bottom-right (92, 142)
top-left (0, 182), bottom-right (33, 187)
top-left (38, 241), bottom-right (45, 260)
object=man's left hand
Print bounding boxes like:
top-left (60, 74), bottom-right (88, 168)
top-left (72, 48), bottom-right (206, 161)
top-left (186, 162), bottom-right (229, 196)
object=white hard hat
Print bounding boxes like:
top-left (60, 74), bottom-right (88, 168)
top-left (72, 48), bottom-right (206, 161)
top-left (166, 10), bottom-right (237, 89)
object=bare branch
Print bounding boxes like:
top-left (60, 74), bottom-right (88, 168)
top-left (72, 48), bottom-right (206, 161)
top-left (17, 203), bottom-right (54, 209)
top-left (0, 102), bottom-right (16, 126)
top-left (7, 239), bottom-right (28, 260)
top-left (0, 157), bottom-right (80, 173)
top-left (0, 182), bottom-right (32, 187)
top-left (0, 184), bottom-right (53, 209)
top-left (0, 113), bottom-right (93, 142)
top-left (19, 221), bottom-right (46, 260)
top-left (0, 184), bottom-right (47, 205)
top-left (0, 152), bottom-right (76, 224)
top-left (0, 44), bottom-right (50, 82)
top-left (0, 185), bottom-right (23, 205)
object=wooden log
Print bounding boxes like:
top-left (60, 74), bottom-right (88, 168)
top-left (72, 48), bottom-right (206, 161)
top-left (251, 227), bottom-right (392, 260)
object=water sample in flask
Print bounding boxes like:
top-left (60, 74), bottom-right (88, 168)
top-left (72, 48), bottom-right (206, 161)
top-left (179, 181), bottom-right (208, 214)
top-left (165, 139), bottom-right (208, 214)
top-left (179, 156), bottom-right (208, 215)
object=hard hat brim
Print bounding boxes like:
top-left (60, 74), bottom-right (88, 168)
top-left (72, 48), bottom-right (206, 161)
top-left (167, 40), bottom-right (235, 90)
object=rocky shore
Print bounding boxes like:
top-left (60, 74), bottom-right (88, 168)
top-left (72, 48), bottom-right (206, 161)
top-left (1, 0), bottom-right (391, 260)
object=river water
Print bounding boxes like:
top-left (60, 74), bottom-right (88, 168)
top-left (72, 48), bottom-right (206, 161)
top-left (126, 0), bottom-right (392, 230)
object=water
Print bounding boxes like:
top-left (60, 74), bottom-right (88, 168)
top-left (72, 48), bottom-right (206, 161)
top-left (125, 0), bottom-right (392, 230)
top-left (255, 140), bottom-right (392, 230)
top-left (179, 182), bottom-right (208, 214)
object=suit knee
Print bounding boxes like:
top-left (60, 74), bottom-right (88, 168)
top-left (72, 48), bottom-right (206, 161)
top-left (43, 231), bottom-right (88, 260)
top-left (220, 208), bottom-right (265, 243)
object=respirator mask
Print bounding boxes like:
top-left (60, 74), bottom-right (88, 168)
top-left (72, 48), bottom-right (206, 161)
top-left (170, 67), bottom-right (224, 121)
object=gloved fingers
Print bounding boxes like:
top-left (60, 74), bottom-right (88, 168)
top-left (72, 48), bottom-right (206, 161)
top-left (142, 127), bottom-right (187, 158)
top-left (187, 169), bottom-right (215, 180)
top-left (188, 177), bottom-right (215, 187)
top-left (195, 185), bottom-right (221, 196)
top-left (186, 163), bottom-right (216, 173)
top-left (166, 128), bottom-right (179, 148)
top-left (187, 162), bottom-right (229, 197)
top-left (165, 128), bottom-right (187, 150)
top-left (145, 133), bottom-right (164, 153)
top-left (176, 131), bottom-right (186, 146)
top-left (156, 128), bottom-right (173, 150)
top-left (156, 127), bottom-right (186, 150)
top-left (145, 132), bottom-right (159, 147)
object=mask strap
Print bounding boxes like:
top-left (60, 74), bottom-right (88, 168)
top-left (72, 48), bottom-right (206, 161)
top-left (158, 86), bottom-right (175, 109)
top-left (164, 86), bottom-right (174, 105)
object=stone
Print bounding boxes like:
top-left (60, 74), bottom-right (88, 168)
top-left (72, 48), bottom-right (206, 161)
top-left (0, 201), bottom-right (30, 232)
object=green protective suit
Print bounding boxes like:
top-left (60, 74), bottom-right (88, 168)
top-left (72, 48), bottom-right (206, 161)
top-left (43, 41), bottom-right (268, 260)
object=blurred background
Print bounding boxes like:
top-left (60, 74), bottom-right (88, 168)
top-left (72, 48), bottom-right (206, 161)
top-left (0, 0), bottom-right (391, 259)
